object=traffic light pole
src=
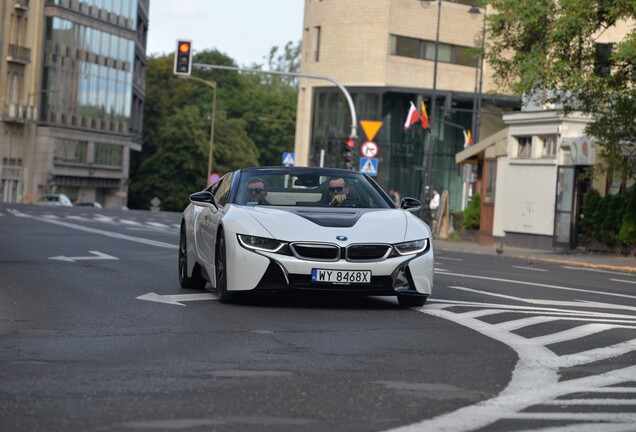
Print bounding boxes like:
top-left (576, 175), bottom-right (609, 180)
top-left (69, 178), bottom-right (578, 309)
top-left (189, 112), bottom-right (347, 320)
top-left (192, 63), bottom-right (358, 140)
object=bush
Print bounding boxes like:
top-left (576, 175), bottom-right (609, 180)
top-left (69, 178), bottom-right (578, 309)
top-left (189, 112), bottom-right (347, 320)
top-left (580, 188), bottom-right (601, 241)
top-left (593, 194), bottom-right (625, 246)
top-left (618, 187), bottom-right (636, 246)
top-left (463, 193), bottom-right (481, 230)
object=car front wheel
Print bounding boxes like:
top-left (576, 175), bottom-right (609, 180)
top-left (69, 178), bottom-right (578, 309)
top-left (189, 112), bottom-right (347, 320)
top-left (178, 224), bottom-right (206, 290)
top-left (215, 230), bottom-right (234, 303)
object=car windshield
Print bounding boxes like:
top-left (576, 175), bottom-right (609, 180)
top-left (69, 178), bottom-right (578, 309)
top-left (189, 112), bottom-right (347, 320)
top-left (234, 167), bottom-right (392, 209)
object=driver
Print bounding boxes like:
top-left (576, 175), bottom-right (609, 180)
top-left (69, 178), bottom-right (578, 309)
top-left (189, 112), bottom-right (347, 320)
top-left (246, 177), bottom-right (271, 205)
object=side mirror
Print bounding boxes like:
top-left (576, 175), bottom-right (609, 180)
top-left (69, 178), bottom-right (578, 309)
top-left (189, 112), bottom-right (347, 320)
top-left (189, 191), bottom-right (217, 209)
top-left (400, 197), bottom-right (422, 213)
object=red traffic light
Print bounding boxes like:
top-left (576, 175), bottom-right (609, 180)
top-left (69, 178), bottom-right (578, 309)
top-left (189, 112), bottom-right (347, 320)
top-left (174, 40), bottom-right (193, 76)
top-left (345, 138), bottom-right (355, 148)
top-left (179, 42), bottom-right (190, 53)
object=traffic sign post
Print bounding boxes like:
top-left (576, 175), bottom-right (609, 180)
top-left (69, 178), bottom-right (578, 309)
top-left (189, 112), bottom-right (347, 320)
top-left (359, 157), bottom-right (378, 176)
top-left (282, 152), bottom-right (295, 166)
top-left (360, 141), bottom-right (379, 158)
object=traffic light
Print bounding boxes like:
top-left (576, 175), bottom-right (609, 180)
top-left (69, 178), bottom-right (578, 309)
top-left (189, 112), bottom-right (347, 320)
top-left (343, 140), bottom-right (354, 169)
top-left (174, 40), bottom-right (192, 76)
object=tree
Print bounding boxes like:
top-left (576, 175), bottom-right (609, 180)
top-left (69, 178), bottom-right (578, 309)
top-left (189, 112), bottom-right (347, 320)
top-left (484, 0), bottom-right (636, 183)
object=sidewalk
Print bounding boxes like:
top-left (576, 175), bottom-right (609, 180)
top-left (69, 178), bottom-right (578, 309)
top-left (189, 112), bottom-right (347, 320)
top-left (433, 238), bottom-right (636, 274)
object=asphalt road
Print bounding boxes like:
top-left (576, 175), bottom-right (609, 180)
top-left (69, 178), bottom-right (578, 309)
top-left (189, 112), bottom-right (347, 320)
top-left (1, 204), bottom-right (635, 432)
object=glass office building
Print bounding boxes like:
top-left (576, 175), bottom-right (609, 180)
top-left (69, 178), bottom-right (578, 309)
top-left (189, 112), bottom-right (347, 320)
top-left (0, 0), bottom-right (148, 206)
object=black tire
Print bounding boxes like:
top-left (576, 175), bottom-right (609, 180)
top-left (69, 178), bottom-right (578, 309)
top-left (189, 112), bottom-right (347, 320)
top-left (215, 230), bottom-right (234, 303)
top-left (397, 294), bottom-right (427, 308)
top-left (178, 224), bottom-right (206, 290)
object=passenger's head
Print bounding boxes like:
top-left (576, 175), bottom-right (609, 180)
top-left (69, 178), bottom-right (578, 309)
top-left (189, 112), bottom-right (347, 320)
top-left (328, 177), bottom-right (349, 197)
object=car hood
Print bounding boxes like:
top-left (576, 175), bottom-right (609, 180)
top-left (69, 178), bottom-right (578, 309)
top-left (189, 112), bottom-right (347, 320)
top-left (242, 206), bottom-right (411, 244)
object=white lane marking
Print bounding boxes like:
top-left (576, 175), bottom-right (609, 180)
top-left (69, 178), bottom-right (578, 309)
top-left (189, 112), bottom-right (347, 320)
top-left (529, 323), bottom-right (627, 345)
top-left (9, 209), bottom-right (177, 249)
top-left (543, 399), bottom-right (636, 405)
top-left (49, 250), bottom-right (118, 263)
top-left (436, 256), bottom-right (463, 262)
top-left (610, 278), bottom-right (636, 285)
top-left (559, 339), bottom-right (636, 367)
top-left (496, 316), bottom-right (562, 332)
top-left (561, 265), bottom-right (634, 276)
top-left (136, 292), bottom-right (217, 306)
top-left (437, 272), bottom-right (636, 301)
top-left (146, 221), bottom-right (169, 228)
top-left (511, 265), bottom-right (547, 272)
top-left (385, 299), bottom-right (636, 432)
top-left (119, 219), bottom-right (142, 226)
top-left (447, 285), bottom-right (636, 314)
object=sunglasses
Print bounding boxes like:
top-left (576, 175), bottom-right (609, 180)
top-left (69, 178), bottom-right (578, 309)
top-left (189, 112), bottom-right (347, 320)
top-left (248, 188), bottom-right (265, 194)
top-left (329, 186), bottom-right (345, 193)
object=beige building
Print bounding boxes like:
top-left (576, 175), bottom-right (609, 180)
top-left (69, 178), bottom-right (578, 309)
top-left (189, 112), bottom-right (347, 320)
top-left (0, 0), bottom-right (148, 207)
top-left (294, 0), bottom-right (518, 212)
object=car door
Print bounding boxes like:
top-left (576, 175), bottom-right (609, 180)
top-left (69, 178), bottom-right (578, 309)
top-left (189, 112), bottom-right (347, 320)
top-left (194, 173), bottom-right (233, 269)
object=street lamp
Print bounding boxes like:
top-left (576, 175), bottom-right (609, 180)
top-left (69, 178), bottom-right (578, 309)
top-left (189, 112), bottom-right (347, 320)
top-left (184, 76), bottom-right (217, 183)
top-left (419, 0), bottom-right (442, 222)
top-left (468, 1), bottom-right (486, 143)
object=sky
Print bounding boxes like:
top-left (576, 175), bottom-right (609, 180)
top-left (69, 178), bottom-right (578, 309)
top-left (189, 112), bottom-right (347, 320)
top-left (147, 0), bottom-right (305, 66)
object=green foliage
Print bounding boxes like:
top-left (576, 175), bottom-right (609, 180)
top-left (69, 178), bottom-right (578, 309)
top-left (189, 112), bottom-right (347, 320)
top-left (580, 188), bottom-right (602, 240)
top-left (593, 194), bottom-right (625, 246)
top-left (463, 193), bottom-right (481, 230)
top-left (617, 187), bottom-right (636, 245)
top-left (485, 0), bottom-right (636, 183)
top-left (129, 44), bottom-right (300, 209)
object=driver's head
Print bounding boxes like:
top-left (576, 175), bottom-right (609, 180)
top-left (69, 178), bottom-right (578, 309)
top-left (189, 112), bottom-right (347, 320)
top-left (247, 178), bottom-right (268, 202)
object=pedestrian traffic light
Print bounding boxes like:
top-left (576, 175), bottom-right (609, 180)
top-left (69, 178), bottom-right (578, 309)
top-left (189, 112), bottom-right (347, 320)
top-left (174, 40), bottom-right (192, 76)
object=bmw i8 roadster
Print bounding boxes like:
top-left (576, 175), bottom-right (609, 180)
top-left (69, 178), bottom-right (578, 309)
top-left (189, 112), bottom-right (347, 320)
top-left (178, 166), bottom-right (434, 307)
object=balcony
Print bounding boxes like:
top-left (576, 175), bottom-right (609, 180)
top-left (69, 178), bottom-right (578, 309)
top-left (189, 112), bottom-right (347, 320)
top-left (7, 44), bottom-right (31, 64)
top-left (15, 0), bottom-right (29, 11)
top-left (1, 102), bottom-right (38, 123)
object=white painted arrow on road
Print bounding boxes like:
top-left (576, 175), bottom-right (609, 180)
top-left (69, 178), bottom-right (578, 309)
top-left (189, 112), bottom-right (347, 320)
top-left (136, 292), bottom-right (218, 306)
top-left (49, 250), bottom-right (118, 262)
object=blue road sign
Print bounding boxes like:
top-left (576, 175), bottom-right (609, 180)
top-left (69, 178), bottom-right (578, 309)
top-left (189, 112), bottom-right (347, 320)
top-left (359, 157), bottom-right (378, 176)
top-left (282, 152), bottom-right (295, 166)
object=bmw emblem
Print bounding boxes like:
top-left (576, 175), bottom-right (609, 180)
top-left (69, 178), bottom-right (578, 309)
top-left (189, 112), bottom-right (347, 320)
top-left (336, 235), bottom-right (348, 241)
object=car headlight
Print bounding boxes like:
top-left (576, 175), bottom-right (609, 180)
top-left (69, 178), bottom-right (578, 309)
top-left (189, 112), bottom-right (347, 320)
top-left (393, 239), bottom-right (428, 255)
top-left (237, 234), bottom-right (287, 253)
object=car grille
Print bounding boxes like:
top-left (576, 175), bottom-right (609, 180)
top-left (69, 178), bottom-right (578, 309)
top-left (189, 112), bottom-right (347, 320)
top-left (289, 242), bottom-right (393, 262)
top-left (346, 244), bottom-right (392, 261)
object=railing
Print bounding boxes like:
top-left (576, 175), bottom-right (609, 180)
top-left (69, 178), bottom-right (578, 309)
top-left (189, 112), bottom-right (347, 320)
top-left (7, 44), bottom-right (31, 63)
top-left (1, 102), bottom-right (38, 123)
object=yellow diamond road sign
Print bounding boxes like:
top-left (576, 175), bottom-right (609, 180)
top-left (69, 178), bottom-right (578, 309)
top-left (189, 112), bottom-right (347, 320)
top-left (360, 120), bottom-right (383, 142)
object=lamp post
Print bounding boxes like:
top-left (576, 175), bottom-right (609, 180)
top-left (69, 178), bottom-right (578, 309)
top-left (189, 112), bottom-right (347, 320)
top-left (184, 76), bottom-right (217, 183)
top-left (468, 1), bottom-right (486, 144)
top-left (421, 0), bottom-right (442, 222)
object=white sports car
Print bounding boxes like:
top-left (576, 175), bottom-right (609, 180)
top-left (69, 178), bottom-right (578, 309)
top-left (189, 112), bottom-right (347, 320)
top-left (178, 166), bottom-right (434, 307)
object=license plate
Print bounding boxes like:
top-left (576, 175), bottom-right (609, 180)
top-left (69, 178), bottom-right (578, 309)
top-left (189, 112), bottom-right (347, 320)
top-left (311, 269), bottom-right (371, 284)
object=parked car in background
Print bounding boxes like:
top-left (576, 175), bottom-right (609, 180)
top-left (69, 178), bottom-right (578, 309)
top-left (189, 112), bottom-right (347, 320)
top-left (179, 166), bottom-right (434, 307)
top-left (75, 201), bottom-right (103, 208)
top-left (33, 194), bottom-right (73, 207)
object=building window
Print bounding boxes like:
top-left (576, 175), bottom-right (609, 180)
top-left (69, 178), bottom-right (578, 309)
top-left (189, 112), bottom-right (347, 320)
top-left (54, 139), bottom-right (88, 164)
top-left (314, 26), bottom-right (321, 61)
top-left (390, 35), bottom-right (478, 67)
top-left (594, 42), bottom-right (613, 77)
top-left (94, 142), bottom-right (123, 167)
top-left (515, 136), bottom-right (532, 158)
top-left (540, 134), bottom-right (558, 158)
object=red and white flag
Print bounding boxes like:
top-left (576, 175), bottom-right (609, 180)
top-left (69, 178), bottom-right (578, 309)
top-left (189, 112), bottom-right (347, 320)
top-left (463, 129), bottom-right (473, 147)
top-left (403, 101), bottom-right (421, 130)
top-left (420, 101), bottom-right (430, 129)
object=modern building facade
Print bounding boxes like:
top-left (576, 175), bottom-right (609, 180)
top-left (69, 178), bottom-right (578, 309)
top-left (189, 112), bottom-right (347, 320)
top-left (0, 0), bottom-right (148, 207)
top-left (294, 0), bottom-right (519, 213)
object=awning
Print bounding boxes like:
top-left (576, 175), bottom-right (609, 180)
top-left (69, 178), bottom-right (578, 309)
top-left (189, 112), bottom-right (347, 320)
top-left (455, 128), bottom-right (508, 163)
